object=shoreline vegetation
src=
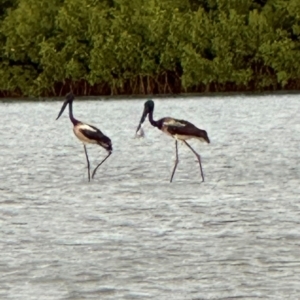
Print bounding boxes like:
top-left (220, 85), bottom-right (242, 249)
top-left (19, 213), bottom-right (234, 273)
top-left (1, 0), bottom-right (300, 98)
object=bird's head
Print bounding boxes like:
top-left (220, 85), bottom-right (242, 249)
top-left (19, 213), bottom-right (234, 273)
top-left (56, 92), bottom-right (74, 120)
top-left (135, 99), bottom-right (154, 136)
top-left (144, 99), bottom-right (154, 113)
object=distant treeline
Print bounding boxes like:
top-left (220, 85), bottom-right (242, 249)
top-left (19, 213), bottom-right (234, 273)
top-left (0, 0), bottom-right (300, 97)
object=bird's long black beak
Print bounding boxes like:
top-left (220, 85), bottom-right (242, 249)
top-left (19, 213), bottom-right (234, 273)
top-left (56, 92), bottom-right (74, 120)
top-left (56, 100), bottom-right (68, 120)
top-left (135, 108), bottom-right (148, 135)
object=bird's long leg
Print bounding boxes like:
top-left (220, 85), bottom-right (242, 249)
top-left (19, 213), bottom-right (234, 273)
top-left (92, 152), bottom-right (112, 179)
top-left (183, 141), bottom-right (205, 182)
top-left (83, 145), bottom-right (91, 182)
top-left (170, 140), bottom-right (179, 183)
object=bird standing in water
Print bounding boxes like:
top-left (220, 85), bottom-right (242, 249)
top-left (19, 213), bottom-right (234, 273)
top-left (136, 100), bottom-right (210, 182)
top-left (56, 92), bottom-right (112, 181)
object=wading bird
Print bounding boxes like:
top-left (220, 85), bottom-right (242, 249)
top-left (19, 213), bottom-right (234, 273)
top-left (56, 92), bottom-right (112, 181)
top-left (136, 100), bottom-right (210, 182)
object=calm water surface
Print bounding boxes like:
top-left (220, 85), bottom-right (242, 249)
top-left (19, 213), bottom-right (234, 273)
top-left (0, 95), bottom-right (300, 299)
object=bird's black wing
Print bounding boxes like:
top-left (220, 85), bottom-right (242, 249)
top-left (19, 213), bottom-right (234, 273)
top-left (79, 128), bottom-right (102, 140)
top-left (80, 125), bottom-right (112, 150)
top-left (165, 118), bottom-right (208, 141)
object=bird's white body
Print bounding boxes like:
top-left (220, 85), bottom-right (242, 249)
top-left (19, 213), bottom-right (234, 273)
top-left (172, 133), bottom-right (208, 143)
top-left (173, 134), bottom-right (194, 141)
top-left (73, 123), bottom-right (98, 145)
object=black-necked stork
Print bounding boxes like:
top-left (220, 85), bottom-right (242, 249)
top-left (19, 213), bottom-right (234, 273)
top-left (136, 100), bottom-right (210, 182)
top-left (56, 92), bottom-right (112, 181)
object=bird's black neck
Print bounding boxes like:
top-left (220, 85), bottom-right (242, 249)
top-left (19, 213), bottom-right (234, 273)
top-left (148, 110), bottom-right (159, 128)
top-left (68, 101), bottom-right (79, 125)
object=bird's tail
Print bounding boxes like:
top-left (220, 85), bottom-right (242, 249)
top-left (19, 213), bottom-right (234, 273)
top-left (198, 129), bottom-right (210, 143)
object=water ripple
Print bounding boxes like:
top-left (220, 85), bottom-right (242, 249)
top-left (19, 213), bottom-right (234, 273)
top-left (0, 95), bottom-right (300, 299)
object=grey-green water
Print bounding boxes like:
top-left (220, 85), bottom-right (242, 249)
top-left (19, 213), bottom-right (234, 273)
top-left (0, 95), bottom-right (300, 299)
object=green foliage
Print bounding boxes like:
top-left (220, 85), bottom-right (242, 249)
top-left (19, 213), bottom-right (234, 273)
top-left (0, 0), bottom-right (300, 96)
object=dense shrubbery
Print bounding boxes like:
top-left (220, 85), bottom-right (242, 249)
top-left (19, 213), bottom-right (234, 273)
top-left (0, 0), bottom-right (300, 97)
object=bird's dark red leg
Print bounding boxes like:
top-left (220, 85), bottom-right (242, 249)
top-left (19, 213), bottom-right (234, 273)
top-left (83, 145), bottom-right (91, 182)
top-left (92, 152), bottom-right (112, 179)
top-left (170, 140), bottom-right (179, 183)
top-left (183, 141), bottom-right (205, 182)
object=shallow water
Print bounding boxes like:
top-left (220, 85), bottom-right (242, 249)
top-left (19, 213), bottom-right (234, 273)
top-left (0, 94), bottom-right (300, 299)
